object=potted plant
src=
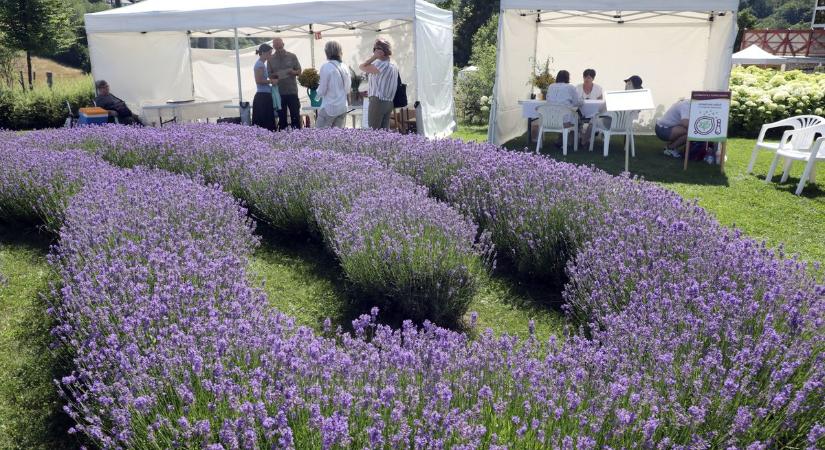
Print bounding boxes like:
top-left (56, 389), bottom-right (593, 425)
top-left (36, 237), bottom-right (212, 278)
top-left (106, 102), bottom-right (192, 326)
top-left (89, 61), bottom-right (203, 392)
top-left (298, 68), bottom-right (321, 107)
top-left (349, 67), bottom-right (365, 105)
top-left (529, 57), bottom-right (555, 100)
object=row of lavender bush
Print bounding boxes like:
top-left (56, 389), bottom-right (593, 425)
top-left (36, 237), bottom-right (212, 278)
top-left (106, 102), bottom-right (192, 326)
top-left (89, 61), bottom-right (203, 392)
top-left (10, 126), bottom-right (489, 326)
top-left (1, 126), bottom-right (822, 447)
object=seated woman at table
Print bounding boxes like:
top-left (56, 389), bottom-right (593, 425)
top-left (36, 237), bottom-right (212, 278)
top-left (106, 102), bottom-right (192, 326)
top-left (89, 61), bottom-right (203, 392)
top-left (576, 68), bottom-right (603, 101)
top-left (531, 70), bottom-right (582, 144)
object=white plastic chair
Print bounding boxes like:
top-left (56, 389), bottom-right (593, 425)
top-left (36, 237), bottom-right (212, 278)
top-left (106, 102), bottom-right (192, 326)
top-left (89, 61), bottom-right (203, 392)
top-left (766, 132), bottom-right (825, 195)
top-left (747, 115), bottom-right (825, 174)
top-left (589, 110), bottom-right (637, 157)
top-left (535, 103), bottom-right (578, 155)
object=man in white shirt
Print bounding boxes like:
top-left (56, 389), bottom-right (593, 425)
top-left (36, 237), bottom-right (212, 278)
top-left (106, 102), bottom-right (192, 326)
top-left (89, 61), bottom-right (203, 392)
top-left (316, 41), bottom-right (352, 128)
top-left (656, 99), bottom-right (690, 156)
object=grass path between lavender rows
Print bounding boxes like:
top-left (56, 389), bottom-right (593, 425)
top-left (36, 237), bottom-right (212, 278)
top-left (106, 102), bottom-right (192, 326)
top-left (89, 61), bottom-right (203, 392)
top-left (0, 223), bottom-right (77, 450)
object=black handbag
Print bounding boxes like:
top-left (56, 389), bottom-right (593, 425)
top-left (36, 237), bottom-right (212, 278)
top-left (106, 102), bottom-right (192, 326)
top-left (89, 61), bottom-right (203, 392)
top-left (393, 73), bottom-right (408, 108)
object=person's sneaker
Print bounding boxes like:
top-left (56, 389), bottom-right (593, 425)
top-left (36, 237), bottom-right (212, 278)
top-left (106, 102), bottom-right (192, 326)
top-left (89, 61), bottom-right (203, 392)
top-left (663, 148), bottom-right (679, 157)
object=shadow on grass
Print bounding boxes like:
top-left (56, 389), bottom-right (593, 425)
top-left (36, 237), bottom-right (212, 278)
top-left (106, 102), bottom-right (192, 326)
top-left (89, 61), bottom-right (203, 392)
top-left (251, 220), bottom-right (568, 335)
top-left (503, 133), bottom-right (731, 187)
top-left (0, 219), bottom-right (54, 251)
top-left (487, 256), bottom-right (567, 312)
top-left (764, 175), bottom-right (825, 199)
top-left (251, 221), bottom-right (368, 331)
top-left (0, 220), bottom-right (82, 450)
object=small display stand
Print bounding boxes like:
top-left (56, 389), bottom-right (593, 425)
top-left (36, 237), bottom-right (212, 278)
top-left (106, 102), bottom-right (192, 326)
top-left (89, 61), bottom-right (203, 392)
top-left (685, 91), bottom-right (730, 173)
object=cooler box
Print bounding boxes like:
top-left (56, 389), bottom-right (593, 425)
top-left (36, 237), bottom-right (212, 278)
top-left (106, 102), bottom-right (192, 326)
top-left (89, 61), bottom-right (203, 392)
top-left (78, 107), bottom-right (109, 125)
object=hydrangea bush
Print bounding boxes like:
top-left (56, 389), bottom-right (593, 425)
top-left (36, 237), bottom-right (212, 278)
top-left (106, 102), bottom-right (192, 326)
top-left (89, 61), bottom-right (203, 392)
top-left (729, 66), bottom-right (825, 136)
top-left (1, 126), bottom-right (823, 448)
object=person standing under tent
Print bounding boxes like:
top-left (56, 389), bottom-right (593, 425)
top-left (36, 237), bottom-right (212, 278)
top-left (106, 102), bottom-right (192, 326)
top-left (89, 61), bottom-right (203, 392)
top-left (316, 41), bottom-right (352, 128)
top-left (252, 43), bottom-right (277, 131)
top-left (269, 37), bottom-right (303, 130)
top-left (359, 38), bottom-right (398, 130)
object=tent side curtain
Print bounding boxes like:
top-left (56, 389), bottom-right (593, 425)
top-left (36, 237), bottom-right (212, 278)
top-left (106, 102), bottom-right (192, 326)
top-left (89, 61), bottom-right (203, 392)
top-left (490, 11), bottom-right (537, 146)
top-left (500, 0), bottom-right (739, 12)
top-left (415, 0), bottom-right (455, 137)
top-left (88, 31), bottom-right (194, 113)
top-left (490, 7), bottom-right (737, 145)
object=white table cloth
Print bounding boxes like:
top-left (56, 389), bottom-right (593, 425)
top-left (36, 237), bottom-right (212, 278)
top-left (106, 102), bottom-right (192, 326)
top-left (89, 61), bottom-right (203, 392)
top-left (141, 99), bottom-right (233, 126)
top-left (519, 99), bottom-right (605, 119)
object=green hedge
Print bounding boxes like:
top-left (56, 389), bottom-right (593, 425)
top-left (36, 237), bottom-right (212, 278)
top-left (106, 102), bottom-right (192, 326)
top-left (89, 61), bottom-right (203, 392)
top-left (0, 76), bottom-right (94, 130)
top-left (730, 66), bottom-right (825, 136)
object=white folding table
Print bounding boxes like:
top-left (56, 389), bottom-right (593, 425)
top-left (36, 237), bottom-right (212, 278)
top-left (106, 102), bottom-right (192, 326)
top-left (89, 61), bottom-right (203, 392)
top-left (141, 99), bottom-right (233, 127)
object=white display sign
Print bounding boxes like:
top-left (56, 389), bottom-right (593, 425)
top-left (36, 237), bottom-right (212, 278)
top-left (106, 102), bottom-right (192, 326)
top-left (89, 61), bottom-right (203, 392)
top-left (604, 89), bottom-right (655, 112)
top-left (687, 91), bottom-right (731, 142)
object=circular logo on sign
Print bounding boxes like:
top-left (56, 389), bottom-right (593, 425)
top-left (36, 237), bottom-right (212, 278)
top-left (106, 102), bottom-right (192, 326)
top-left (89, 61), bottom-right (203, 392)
top-left (693, 116), bottom-right (715, 135)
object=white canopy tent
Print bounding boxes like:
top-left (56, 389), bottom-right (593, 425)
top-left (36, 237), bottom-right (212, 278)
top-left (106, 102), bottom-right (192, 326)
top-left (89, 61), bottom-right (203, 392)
top-left (732, 45), bottom-right (786, 65)
top-left (84, 0), bottom-right (455, 137)
top-left (489, 0), bottom-right (739, 145)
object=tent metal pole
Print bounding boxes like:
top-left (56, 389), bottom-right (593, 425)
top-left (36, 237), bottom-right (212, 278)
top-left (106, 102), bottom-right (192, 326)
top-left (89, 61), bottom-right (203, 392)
top-left (309, 24), bottom-right (316, 68)
top-left (487, 10), bottom-right (506, 143)
top-left (233, 27), bottom-right (247, 124)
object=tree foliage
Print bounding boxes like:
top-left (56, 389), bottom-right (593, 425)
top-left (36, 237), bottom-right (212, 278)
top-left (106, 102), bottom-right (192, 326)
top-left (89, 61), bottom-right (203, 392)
top-left (0, 0), bottom-right (75, 58)
top-left (739, 0), bottom-right (814, 29)
top-left (0, 0), bottom-right (75, 87)
top-left (436, 0), bottom-right (500, 67)
top-left (455, 14), bottom-right (497, 124)
top-left (48, 0), bottom-right (110, 72)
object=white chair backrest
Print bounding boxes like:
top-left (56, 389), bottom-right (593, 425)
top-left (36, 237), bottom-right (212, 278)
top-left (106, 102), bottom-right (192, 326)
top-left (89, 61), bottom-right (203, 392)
top-left (790, 115), bottom-right (825, 129)
top-left (536, 103), bottom-right (573, 129)
top-left (603, 110), bottom-right (636, 133)
top-left (786, 121), bottom-right (825, 150)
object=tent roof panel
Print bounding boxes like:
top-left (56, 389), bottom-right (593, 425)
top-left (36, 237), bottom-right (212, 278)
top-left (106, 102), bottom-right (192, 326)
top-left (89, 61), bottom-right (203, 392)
top-left (732, 44), bottom-right (788, 64)
top-left (85, 0), bottom-right (429, 33)
top-left (501, 0), bottom-right (739, 12)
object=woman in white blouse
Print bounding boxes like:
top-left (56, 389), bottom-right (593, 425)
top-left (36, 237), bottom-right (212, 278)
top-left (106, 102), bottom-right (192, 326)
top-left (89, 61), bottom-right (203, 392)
top-left (316, 41), bottom-right (352, 128)
top-left (575, 68), bottom-right (603, 101)
top-left (531, 70), bottom-right (582, 144)
top-left (546, 70), bottom-right (583, 118)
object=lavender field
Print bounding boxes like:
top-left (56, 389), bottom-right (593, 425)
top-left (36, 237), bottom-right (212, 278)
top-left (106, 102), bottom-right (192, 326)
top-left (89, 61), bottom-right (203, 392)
top-left (0, 125), bottom-right (822, 449)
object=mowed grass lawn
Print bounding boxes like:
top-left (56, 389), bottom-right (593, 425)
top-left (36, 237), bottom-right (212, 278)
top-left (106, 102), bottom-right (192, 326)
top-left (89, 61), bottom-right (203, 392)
top-left (1, 125), bottom-right (823, 447)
